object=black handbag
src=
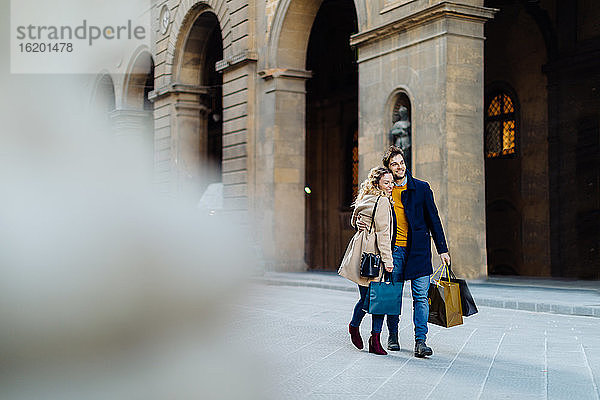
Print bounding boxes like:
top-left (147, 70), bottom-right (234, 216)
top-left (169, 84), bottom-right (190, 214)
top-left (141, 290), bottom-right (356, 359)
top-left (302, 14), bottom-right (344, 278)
top-left (360, 197), bottom-right (381, 278)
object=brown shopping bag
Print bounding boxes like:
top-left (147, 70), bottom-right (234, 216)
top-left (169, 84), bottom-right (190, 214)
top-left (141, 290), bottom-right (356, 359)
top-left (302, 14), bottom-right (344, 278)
top-left (430, 264), bottom-right (478, 317)
top-left (428, 265), bottom-right (463, 328)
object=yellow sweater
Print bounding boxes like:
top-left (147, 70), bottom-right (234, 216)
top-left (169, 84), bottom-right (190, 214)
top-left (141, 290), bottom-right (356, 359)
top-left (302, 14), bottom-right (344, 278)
top-left (392, 184), bottom-right (409, 247)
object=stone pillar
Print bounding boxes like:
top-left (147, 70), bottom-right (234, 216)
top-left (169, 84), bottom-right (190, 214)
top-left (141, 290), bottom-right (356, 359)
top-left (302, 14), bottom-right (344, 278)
top-left (352, 3), bottom-right (496, 279)
top-left (173, 94), bottom-right (209, 202)
top-left (217, 55), bottom-right (257, 214)
top-left (110, 109), bottom-right (154, 181)
top-left (257, 68), bottom-right (312, 271)
top-left (149, 84), bottom-right (209, 203)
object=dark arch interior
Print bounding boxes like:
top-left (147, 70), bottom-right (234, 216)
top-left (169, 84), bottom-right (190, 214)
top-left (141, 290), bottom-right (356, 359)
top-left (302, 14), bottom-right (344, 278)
top-left (305, 0), bottom-right (358, 269)
top-left (143, 59), bottom-right (155, 111)
top-left (203, 15), bottom-right (223, 182)
top-left (185, 11), bottom-right (224, 185)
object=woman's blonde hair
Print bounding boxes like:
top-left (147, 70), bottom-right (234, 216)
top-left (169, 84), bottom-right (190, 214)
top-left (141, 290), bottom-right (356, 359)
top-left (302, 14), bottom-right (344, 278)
top-left (354, 166), bottom-right (393, 205)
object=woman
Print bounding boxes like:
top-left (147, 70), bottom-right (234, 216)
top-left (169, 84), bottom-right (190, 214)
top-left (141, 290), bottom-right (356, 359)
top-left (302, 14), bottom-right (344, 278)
top-left (338, 166), bottom-right (395, 355)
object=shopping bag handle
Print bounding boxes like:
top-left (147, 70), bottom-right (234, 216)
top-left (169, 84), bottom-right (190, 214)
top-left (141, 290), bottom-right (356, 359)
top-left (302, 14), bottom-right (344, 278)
top-left (432, 263), bottom-right (452, 283)
top-left (378, 270), bottom-right (395, 285)
top-left (443, 264), bottom-right (451, 282)
top-left (448, 266), bottom-right (457, 279)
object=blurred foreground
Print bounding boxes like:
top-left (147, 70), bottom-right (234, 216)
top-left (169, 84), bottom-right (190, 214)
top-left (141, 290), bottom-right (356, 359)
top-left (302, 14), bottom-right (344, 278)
top-left (0, 63), bottom-right (267, 398)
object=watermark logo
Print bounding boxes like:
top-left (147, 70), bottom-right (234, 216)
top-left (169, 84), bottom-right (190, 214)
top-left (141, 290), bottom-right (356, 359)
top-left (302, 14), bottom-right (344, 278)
top-left (16, 20), bottom-right (146, 46)
top-left (11, 0), bottom-right (151, 74)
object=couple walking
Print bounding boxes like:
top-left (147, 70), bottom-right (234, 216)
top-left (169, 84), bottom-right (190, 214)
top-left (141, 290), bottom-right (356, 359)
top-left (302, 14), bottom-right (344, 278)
top-left (338, 145), bottom-right (450, 358)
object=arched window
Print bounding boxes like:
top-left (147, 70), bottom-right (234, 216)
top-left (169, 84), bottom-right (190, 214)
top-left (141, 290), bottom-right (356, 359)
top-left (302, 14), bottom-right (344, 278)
top-left (485, 93), bottom-right (517, 158)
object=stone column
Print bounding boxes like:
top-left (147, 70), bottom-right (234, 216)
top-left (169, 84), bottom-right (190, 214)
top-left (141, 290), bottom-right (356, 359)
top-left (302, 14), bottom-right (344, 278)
top-left (149, 84), bottom-right (209, 203)
top-left (110, 109), bottom-right (154, 182)
top-left (352, 3), bottom-right (496, 279)
top-left (257, 68), bottom-right (312, 271)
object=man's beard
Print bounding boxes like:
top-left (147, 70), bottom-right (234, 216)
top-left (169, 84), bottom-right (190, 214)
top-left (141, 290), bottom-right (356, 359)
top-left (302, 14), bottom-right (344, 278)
top-left (393, 171), bottom-right (405, 181)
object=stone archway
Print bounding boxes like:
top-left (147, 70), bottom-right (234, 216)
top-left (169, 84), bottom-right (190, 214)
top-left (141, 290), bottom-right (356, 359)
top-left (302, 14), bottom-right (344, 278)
top-left (113, 49), bottom-right (156, 181)
top-left (123, 49), bottom-right (154, 111)
top-left (484, 1), bottom-right (550, 277)
top-left (92, 73), bottom-right (116, 131)
top-left (258, 0), bottom-right (361, 270)
top-left (155, 5), bottom-right (224, 202)
top-left (305, 0), bottom-right (359, 269)
top-left (166, 1), bottom-right (231, 78)
top-left (175, 10), bottom-right (224, 186)
top-left (92, 74), bottom-right (116, 116)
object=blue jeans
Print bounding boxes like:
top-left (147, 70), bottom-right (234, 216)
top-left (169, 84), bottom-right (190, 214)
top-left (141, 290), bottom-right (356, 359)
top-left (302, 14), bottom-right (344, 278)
top-left (350, 285), bottom-right (384, 333)
top-left (387, 246), bottom-right (430, 342)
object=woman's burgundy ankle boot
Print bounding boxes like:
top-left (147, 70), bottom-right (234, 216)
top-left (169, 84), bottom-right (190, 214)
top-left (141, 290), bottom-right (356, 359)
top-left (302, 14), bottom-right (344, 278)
top-left (349, 323), bottom-right (363, 349)
top-left (368, 333), bottom-right (388, 355)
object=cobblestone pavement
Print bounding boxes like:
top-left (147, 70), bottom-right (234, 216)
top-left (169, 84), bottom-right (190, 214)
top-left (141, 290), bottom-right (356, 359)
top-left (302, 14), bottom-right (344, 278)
top-left (231, 284), bottom-right (600, 400)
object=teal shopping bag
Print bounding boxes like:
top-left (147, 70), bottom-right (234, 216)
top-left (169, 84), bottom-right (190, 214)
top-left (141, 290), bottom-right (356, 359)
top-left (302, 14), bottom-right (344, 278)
top-left (364, 273), bottom-right (403, 315)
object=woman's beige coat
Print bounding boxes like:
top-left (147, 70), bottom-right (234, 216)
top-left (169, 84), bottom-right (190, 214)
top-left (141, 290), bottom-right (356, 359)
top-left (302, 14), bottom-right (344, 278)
top-left (338, 194), bottom-right (394, 286)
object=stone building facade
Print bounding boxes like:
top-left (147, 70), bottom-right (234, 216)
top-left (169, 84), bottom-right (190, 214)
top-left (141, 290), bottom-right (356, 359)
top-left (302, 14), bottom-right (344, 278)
top-left (94, 0), bottom-right (600, 280)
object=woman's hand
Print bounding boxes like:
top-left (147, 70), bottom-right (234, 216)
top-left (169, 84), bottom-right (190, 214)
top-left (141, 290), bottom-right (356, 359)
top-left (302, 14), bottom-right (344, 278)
top-left (385, 265), bottom-right (394, 273)
top-left (355, 215), bottom-right (369, 231)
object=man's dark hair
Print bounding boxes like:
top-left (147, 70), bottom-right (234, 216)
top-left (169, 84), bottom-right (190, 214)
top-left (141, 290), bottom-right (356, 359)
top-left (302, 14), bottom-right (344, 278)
top-left (382, 145), bottom-right (405, 168)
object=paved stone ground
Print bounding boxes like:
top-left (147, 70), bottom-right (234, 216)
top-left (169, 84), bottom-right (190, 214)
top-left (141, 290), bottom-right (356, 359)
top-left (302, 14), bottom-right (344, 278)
top-left (230, 284), bottom-right (600, 400)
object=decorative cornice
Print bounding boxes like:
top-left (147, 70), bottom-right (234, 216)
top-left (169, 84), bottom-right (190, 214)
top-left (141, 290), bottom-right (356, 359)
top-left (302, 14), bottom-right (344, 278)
top-left (174, 102), bottom-right (210, 114)
top-left (148, 83), bottom-right (209, 101)
top-left (109, 109), bottom-right (153, 130)
top-left (257, 68), bottom-right (312, 80)
top-left (350, 2), bottom-right (497, 47)
top-left (215, 50), bottom-right (258, 73)
top-left (109, 109), bottom-right (153, 118)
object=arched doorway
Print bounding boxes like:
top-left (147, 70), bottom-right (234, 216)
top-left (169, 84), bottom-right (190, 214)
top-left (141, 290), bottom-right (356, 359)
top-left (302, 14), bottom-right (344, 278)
top-left (202, 19), bottom-right (223, 185)
top-left (484, 0), bottom-right (551, 277)
top-left (120, 51), bottom-right (155, 179)
top-left (305, 0), bottom-right (358, 269)
top-left (174, 9), bottom-right (224, 199)
top-left (92, 74), bottom-right (116, 128)
top-left (124, 50), bottom-right (155, 111)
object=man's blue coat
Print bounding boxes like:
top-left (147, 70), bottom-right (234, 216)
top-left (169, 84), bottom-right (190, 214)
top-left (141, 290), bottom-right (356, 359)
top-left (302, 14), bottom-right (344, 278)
top-left (391, 171), bottom-right (449, 281)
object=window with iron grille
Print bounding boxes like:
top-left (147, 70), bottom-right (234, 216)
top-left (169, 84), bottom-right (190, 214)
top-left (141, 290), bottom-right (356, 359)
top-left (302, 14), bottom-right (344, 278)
top-left (485, 93), bottom-right (517, 158)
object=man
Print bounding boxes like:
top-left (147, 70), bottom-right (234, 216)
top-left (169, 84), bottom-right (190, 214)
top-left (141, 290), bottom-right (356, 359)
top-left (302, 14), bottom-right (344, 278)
top-left (358, 146), bottom-right (450, 358)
